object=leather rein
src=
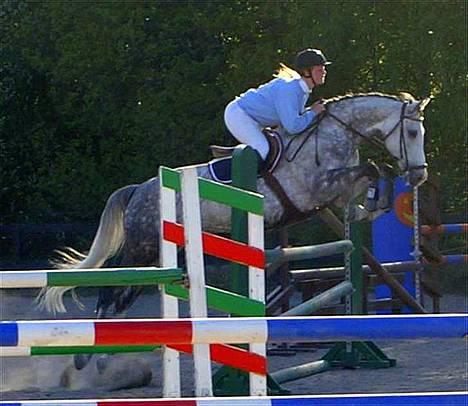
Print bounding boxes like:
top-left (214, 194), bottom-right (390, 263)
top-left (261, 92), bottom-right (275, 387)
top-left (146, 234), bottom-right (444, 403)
top-left (265, 101), bottom-right (427, 226)
top-left (325, 101), bottom-right (427, 172)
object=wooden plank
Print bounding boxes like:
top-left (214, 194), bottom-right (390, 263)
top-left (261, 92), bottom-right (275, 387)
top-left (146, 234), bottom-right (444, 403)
top-left (159, 166), bottom-right (181, 398)
top-left (181, 167), bottom-right (212, 397)
top-left (160, 166), bottom-right (263, 215)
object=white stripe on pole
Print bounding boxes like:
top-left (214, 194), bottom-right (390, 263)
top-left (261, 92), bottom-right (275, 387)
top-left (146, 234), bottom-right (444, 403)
top-left (0, 271), bottom-right (47, 288)
top-left (412, 185), bottom-right (422, 304)
top-left (248, 211), bottom-right (267, 396)
top-left (193, 318), bottom-right (268, 344)
top-left (17, 321), bottom-right (95, 347)
top-left (181, 167), bottom-right (213, 397)
top-left (0, 346), bottom-right (32, 356)
top-left (159, 166), bottom-right (182, 398)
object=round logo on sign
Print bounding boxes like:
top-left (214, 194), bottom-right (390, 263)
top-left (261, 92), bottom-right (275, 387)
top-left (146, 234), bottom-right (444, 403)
top-left (394, 192), bottom-right (414, 227)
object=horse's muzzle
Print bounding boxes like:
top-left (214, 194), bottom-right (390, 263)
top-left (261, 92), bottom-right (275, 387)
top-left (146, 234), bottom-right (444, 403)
top-left (407, 166), bottom-right (428, 187)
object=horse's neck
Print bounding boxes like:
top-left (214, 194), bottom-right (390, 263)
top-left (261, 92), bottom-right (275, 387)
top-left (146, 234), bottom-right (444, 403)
top-left (281, 97), bottom-right (397, 170)
top-left (328, 96), bottom-right (396, 137)
top-left (278, 119), bottom-right (356, 173)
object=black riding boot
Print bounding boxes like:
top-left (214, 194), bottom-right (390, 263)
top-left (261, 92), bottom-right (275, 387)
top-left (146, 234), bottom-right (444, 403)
top-left (254, 150), bottom-right (267, 174)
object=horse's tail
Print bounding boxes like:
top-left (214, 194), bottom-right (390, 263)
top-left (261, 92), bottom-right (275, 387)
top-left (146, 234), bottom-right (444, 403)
top-left (36, 184), bottom-right (138, 314)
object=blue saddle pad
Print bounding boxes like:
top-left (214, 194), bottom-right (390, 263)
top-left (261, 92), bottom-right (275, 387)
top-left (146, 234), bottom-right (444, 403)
top-left (208, 157), bottom-right (232, 184)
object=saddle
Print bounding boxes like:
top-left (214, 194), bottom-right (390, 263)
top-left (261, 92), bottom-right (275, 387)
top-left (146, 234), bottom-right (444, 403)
top-left (209, 128), bottom-right (283, 176)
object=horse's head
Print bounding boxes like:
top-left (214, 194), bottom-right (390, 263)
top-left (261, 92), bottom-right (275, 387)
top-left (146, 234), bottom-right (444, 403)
top-left (375, 95), bottom-right (432, 187)
top-left (383, 96), bottom-right (431, 186)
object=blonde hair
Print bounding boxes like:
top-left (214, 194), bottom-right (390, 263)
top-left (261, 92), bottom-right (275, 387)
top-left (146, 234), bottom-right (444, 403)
top-left (274, 63), bottom-right (300, 79)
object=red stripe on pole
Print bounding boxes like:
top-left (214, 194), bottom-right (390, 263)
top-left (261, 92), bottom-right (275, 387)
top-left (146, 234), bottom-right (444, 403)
top-left (95, 321), bottom-right (193, 345)
top-left (169, 343), bottom-right (267, 376)
top-left (163, 221), bottom-right (264, 269)
top-left (421, 225), bottom-right (443, 235)
top-left (421, 224), bottom-right (468, 235)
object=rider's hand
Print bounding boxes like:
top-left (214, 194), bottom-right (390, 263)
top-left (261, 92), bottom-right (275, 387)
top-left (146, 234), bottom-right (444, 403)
top-left (311, 100), bottom-right (326, 115)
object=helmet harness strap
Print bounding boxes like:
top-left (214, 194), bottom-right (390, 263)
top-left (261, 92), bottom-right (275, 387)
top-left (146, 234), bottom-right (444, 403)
top-left (303, 67), bottom-right (317, 86)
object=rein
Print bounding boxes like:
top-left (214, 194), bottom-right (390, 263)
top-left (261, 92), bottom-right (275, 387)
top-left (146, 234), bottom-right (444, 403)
top-left (326, 101), bottom-right (427, 171)
top-left (271, 99), bottom-right (427, 225)
top-left (284, 114), bottom-right (324, 165)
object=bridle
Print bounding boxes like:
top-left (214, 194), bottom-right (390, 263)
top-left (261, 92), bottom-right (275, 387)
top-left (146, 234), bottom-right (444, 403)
top-left (326, 101), bottom-right (428, 172)
top-left (270, 100), bottom-right (427, 226)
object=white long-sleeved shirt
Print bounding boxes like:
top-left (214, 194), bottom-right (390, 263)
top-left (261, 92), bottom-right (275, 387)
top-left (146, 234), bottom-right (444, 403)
top-left (236, 77), bottom-right (317, 134)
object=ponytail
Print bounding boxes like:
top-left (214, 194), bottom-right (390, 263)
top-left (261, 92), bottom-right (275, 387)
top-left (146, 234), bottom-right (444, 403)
top-left (274, 63), bottom-right (300, 79)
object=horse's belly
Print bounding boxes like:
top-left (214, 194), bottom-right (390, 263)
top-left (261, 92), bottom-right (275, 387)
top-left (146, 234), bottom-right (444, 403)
top-left (200, 201), bottom-right (232, 234)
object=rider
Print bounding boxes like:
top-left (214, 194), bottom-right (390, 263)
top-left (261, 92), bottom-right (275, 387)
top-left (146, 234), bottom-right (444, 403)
top-left (224, 48), bottom-right (331, 168)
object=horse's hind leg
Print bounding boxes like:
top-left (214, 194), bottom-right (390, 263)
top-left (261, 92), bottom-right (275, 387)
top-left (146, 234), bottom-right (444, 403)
top-left (73, 284), bottom-right (145, 372)
top-left (72, 289), bottom-right (116, 370)
top-left (73, 248), bottom-right (148, 372)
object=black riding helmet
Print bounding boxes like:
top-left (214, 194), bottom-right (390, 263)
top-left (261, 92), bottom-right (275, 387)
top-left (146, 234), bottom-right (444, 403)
top-left (295, 48), bottom-right (331, 71)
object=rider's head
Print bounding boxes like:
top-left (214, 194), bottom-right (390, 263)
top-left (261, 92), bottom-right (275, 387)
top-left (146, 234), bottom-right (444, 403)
top-left (295, 48), bottom-right (331, 86)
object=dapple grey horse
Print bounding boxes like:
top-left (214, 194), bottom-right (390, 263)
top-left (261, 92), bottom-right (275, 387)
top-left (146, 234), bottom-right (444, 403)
top-left (37, 92), bottom-right (430, 371)
top-left (38, 92), bottom-right (430, 313)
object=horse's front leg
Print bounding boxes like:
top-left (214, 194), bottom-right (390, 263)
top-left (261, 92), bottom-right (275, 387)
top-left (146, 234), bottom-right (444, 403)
top-left (313, 162), bottom-right (389, 221)
top-left (322, 162), bottom-right (393, 222)
top-left (351, 172), bottom-right (394, 222)
top-left (312, 161), bottom-right (379, 205)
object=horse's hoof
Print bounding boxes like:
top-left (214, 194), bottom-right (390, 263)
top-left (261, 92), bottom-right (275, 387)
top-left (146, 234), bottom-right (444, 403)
top-left (60, 365), bottom-right (74, 388)
top-left (377, 197), bottom-right (392, 212)
top-left (96, 355), bottom-right (110, 374)
top-left (62, 356), bottom-right (153, 390)
top-left (348, 205), bottom-right (369, 222)
top-left (74, 354), bottom-right (92, 370)
top-left (101, 357), bottom-right (153, 390)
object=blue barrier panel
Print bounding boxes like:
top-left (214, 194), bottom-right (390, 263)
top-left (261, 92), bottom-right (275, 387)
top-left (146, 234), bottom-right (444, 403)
top-left (372, 176), bottom-right (415, 313)
top-left (266, 315), bottom-right (467, 342)
top-left (272, 392), bottom-right (467, 405)
top-left (0, 322), bottom-right (18, 346)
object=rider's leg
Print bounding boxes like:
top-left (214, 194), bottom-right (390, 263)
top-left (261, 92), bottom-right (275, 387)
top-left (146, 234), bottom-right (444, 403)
top-left (224, 100), bottom-right (269, 163)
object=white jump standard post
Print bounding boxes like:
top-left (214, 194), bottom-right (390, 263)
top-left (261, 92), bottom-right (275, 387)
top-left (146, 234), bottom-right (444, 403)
top-left (181, 167), bottom-right (213, 397)
top-left (160, 166), bottom-right (182, 398)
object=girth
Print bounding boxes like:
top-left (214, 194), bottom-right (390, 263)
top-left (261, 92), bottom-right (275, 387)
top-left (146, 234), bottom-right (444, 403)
top-left (262, 171), bottom-right (304, 225)
top-left (261, 170), bottom-right (322, 226)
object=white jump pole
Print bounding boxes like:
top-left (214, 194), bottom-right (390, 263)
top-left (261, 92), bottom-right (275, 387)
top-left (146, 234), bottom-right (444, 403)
top-left (160, 166), bottom-right (181, 397)
top-left (180, 167), bottom-right (213, 397)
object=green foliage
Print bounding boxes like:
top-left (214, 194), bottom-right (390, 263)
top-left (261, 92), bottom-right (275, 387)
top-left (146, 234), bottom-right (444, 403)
top-left (1, 0), bottom-right (465, 222)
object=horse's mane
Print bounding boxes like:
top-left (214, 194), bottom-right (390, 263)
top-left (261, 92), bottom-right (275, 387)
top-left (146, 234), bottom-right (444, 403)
top-left (325, 91), bottom-right (416, 105)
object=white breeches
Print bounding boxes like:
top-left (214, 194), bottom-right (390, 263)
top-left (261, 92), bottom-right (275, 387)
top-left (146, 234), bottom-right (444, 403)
top-left (224, 99), bottom-right (269, 160)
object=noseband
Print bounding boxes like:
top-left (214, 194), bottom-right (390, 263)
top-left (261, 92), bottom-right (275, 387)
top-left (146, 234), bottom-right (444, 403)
top-left (326, 101), bottom-right (427, 172)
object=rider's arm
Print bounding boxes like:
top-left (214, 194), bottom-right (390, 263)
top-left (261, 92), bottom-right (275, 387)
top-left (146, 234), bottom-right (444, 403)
top-left (273, 82), bottom-right (317, 134)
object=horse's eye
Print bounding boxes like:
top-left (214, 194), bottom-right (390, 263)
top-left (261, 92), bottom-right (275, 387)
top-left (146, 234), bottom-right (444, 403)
top-left (408, 130), bottom-right (418, 138)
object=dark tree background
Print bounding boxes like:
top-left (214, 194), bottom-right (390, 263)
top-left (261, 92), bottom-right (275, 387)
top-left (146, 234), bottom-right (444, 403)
top-left (1, 0), bottom-right (465, 224)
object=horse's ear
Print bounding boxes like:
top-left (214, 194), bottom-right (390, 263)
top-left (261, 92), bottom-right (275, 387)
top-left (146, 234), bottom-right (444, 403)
top-left (418, 96), bottom-right (433, 112)
top-left (408, 96), bottom-right (432, 115)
